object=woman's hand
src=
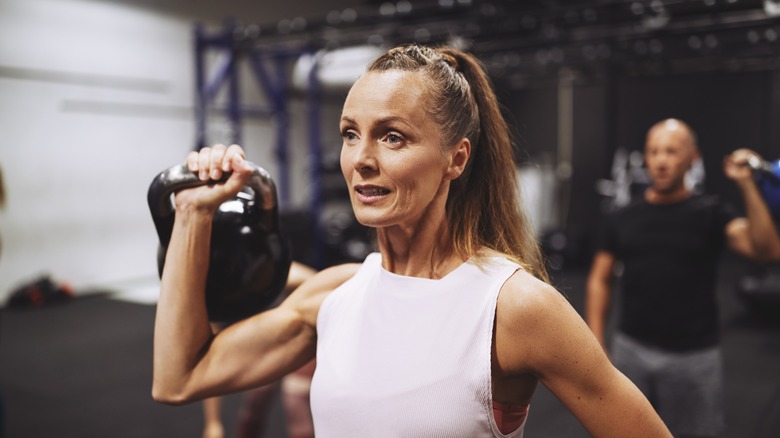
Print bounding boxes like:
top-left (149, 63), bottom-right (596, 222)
top-left (175, 144), bottom-right (253, 212)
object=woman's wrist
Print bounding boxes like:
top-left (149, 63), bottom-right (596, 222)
top-left (175, 203), bottom-right (216, 227)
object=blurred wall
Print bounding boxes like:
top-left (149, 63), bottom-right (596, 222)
top-left (1, 0), bottom-right (778, 301)
top-left (0, 0), bottom-right (355, 302)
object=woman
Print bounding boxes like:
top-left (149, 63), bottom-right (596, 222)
top-left (153, 44), bottom-right (671, 437)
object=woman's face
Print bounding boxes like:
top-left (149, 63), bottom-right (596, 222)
top-left (339, 70), bottom-right (466, 230)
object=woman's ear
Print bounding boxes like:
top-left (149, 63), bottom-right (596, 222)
top-left (447, 138), bottom-right (471, 180)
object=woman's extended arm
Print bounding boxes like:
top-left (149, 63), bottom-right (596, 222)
top-left (585, 251), bottom-right (616, 350)
top-left (496, 271), bottom-right (671, 437)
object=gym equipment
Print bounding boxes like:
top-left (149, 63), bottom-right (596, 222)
top-left (6, 275), bottom-right (73, 309)
top-left (147, 162), bottom-right (291, 323)
top-left (747, 155), bottom-right (780, 217)
top-left (735, 263), bottom-right (780, 318)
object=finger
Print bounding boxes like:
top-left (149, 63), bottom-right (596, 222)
top-left (186, 151), bottom-right (199, 172)
top-left (209, 144), bottom-right (227, 180)
top-left (232, 152), bottom-right (249, 173)
top-left (734, 153), bottom-right (752, 167)
top-left (224, 144), bottom-right (246, 172)
top-left (223, 153), bottom-right (251, 195)
top-left (198, 147), bottom-right (211, 181)
top-left (733, 149), bottom-right (758, 166)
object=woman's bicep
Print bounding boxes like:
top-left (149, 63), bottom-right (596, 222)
top-left (195, 304), bottom-right (317, 397)
top-left (200, 263), bottom-right (360, 392)
top-left (184, 268), bottom-right (336, 399)
top-left (177, 262), bottom-right (358, 401)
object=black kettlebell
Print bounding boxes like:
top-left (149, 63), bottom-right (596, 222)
top-left (147, 161), bottom-right (291, 323)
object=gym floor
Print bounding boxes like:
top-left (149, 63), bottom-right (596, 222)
top-left (0, 255), bottom-right (778, 438)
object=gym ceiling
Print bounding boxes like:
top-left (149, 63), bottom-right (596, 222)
top-left (209, 0), bottom-right (780, 89)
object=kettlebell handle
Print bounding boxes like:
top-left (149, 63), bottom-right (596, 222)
top-left (147, 161), bottom-right (278, 244)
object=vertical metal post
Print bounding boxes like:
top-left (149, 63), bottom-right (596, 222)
top-left (228, 46), bottom-right (242, 146)
top-left (248, 50), bottom-right (293, 206)
top-left (194, 24), bottom-right (207, 150)
top-left (769, 70), bottom-right (780, 159)
top-left (225, 20), bottom-right (242, 146)
top-left (274, 52), bottom-right (291, 207)
top-left (556, 67), bottom-right (575, 230)
top-left (307, 52), bottom-right (324, 266)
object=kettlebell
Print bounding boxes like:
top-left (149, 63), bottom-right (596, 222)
top-left (147, 161), bottom-right (292, 323)
top-left (747, 155), bottom-right (780, 218)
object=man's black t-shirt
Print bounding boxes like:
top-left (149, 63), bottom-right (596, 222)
top-left (597, 194), bottom-right (737, 351)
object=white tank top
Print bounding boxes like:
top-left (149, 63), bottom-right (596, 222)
top-left (310, 252), bottom-right (527, 437)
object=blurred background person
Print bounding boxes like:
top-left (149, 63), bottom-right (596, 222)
top-left (234, 360), bottom-right (315, 438)
top-left (586, 118), bottom-right (780, 438)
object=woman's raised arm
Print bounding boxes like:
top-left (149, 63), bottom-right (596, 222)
top-left (152, 144), bottom-right (355, 404)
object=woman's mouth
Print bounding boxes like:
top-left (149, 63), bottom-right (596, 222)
top-left (355, 185), bottom-right (391, 203)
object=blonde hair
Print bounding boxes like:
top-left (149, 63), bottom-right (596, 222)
top-left (367, 44), bottom-right (548, 281)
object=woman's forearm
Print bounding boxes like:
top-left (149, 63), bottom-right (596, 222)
top-left (152, 207), bottom-right (216, 404)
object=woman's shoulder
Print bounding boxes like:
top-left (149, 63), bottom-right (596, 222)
top-left (501, 268), bottom-right (562, 302)
top-left (497, 269), bottom-right (573, 333)
top-left (301, 262), bottom-right (363, 296)
top-left (281, 262), bottom-right (363, 320)
top-left (496, 270), bottom-right (588, 372)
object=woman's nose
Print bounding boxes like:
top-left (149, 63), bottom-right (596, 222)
top-left (352, 142), bottom-right (378, 173)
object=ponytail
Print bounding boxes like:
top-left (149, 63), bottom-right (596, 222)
top-left (367, 44), bottom-right (548, 282)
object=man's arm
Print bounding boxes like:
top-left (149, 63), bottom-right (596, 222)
top-left (585, 251), bottom-right (616, 349)
top-left (724, 149), bottom-right (780, 263)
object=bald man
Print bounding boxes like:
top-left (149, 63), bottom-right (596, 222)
top-left (586, 118), bottom-right (780, 438)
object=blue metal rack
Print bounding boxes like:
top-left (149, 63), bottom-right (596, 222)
top-left (193, 19), bottom-right (324, 263)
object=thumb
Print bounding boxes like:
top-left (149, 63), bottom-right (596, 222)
top-left (222, 155), bottom-right (252, 195)
top-left (231, 153), bottom-right (252, 174)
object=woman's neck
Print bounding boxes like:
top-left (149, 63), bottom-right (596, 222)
top-left (376, 205), bottom-right (465, 279)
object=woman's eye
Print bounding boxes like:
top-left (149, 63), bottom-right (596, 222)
top-left (386, 133), bottom-right (403, 145)
top-left (342, 131), bottom-right (357, 142)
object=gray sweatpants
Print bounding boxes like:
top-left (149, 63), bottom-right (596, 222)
top-left (612, 333), bottom-right (725, 437)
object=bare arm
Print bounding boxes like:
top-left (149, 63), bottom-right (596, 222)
top-left (585, 251), bottom-right (616, 349)
top-left (498, 272), bottom-right (671, 437)
top-left (152, 144), bottom-right (354, 404)
top-left (153, 145), bottom-right (249, 403)
top-left (724, 149), bottom-right (780, 263)
top-left (285, 261), bottom-right (318, 293)
top-left (153, 258), bottom-right (351, 404)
